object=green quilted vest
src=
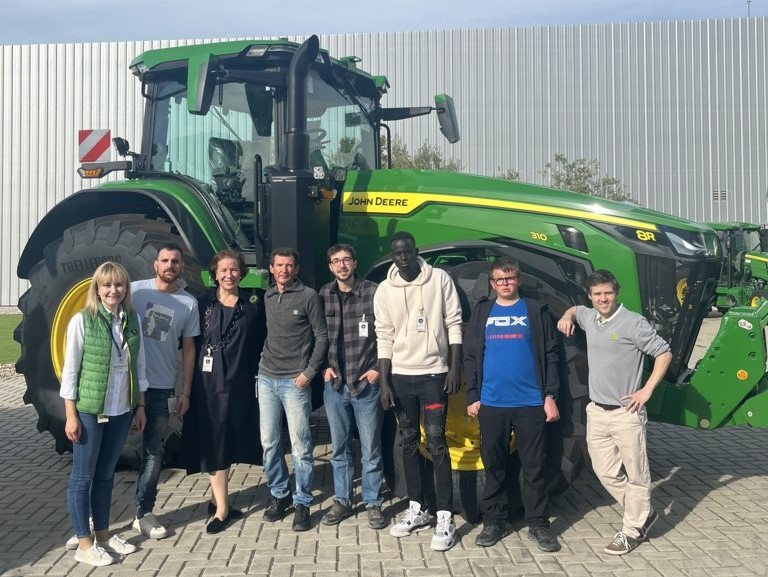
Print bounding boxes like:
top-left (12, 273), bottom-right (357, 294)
top-left (76, 306), bottom-right (141, 414)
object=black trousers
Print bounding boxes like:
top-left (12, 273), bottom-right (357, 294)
top-left (391, 373), bottom-right (453, 512)
top-left (479, 404), bottom-right (549, 528)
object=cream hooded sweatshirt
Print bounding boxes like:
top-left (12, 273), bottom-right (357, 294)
top-left (374, 257), bottom-right (463, 375)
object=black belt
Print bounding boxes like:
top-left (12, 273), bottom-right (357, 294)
top-left (593, 401), bottom-right (622, 411)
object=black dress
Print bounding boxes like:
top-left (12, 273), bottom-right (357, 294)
top-left (181, 289), bottom-right (266, 474)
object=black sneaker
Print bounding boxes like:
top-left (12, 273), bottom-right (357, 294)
top-left (293, 504), bottom-right (311, 532)
top-left (528, 526), bottom-right (561, 552)
top-left (322, 500), bottom-right (353, 526)
top-left (263, 495), bottom-right (292, 522)
top-left (475, 523), bottom-right (506, 547)
top-left (639, 509), bottom-right (658, 540)
top-left (367, 506), bottom-right (387, 530)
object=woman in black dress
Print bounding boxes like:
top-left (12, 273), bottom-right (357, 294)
top-left (181, 249), bottom-right (266, 533)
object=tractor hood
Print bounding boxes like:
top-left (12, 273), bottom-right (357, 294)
top-left (343, 169), bottom-right (716, 237)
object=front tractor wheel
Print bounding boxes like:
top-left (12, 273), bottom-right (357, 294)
top-left (15, 215), bottom-right (204, 459)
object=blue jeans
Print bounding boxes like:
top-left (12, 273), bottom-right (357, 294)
top-left (324, 382), bottom-right (384, 508)
top-left (258, 375), bottom-right (314, 507)
top-left (135, 388), bottom-right (172, 517)
top-left (67, 411), bottom-right (133, 537)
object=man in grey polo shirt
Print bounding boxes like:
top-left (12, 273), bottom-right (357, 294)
top-left (557, 269), bottom-right (671, 556)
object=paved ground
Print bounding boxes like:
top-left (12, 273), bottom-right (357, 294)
top-left (2, 317), bottom-right (768, 576)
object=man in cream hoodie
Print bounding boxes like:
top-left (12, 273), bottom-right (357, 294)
top-left (374, 231), bottom-right (463, 551)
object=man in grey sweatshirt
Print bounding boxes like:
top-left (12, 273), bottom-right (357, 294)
top-left (258, 247), bottom-right (328, 532)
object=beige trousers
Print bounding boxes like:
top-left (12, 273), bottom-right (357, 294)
top-left (586, 401), bottom-right (652, 539)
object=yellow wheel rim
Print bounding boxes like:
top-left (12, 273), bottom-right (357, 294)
top-left (51, 278), bottom-right (91, 380)
top-left (675, 278), bottom-right (688, 305)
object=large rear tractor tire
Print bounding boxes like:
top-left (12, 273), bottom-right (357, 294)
top-left (14, 215), bottom-right (204, 464)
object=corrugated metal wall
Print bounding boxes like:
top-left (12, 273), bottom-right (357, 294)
top-left (1, 18), bottom-right (766, 306)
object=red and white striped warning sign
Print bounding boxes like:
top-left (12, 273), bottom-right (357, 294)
top-left (78, 129), bottom-right (111, 162)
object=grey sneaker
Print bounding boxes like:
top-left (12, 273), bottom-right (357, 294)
top-left (74, 544), bottom-right (114, 567)
top-left (528, 526), bottom-right (561, 552)
top-left (322, 500), bottom-right (353, 525)
top-left (133, 513), bottom-right (168, 539)
top-left (264, 494), bottom-right (292, 522)
top-left (475, 523), bottom-right (506, 547)
top-left (367, 505), bottom-right (387, 530)
top-left (604, 531), bottom-right (640, 555)
top-left (389, 501), bottom-right (433, 537)
top-left (97, 534), bottom-right (137, 556)
top-left (292, 504), bottom-right (311, 532)
top-left (430, 511), bottom-right (456, 551)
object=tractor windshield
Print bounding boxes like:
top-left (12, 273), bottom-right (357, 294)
top-left (144, 69), bottom-right (377, 247)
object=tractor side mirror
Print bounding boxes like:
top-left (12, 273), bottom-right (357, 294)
top-left (435, 94), bottom-right (460, 144)
top-left (188, 53), bottom-right (219, 116)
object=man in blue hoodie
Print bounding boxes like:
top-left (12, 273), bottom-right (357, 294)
top-left (374, 231), bottom-right (463, 552)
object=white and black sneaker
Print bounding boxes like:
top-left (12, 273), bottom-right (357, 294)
top-left (389, 501), bottom-right (433, 537)
top-left (430, 510), bottom-right (456, 551)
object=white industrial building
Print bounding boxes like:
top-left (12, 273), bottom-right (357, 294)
top-left (1, 18), bottom-right (766, 306)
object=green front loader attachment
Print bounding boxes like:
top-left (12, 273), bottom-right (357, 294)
top-left (651, 301), bottom-right (768, 429)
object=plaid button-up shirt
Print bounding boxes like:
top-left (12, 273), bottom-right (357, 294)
top-left (319, 276), bottom-right (378, 396)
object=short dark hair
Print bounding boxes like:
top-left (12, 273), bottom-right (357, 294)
top-left (490, 256), bottom-right (521, 276)
top-left (389, 231), bottom-right (416, 248)
top-left (209, 249), bottom-right (248, 286)
top-left (586, 269), bottom-right (620, 292)
top-left (156, 242), bottom-right (185, 259)
top-left (270, 247), bottom-right (300, 266)
top-left (327, 243), bottom-right (357, 262)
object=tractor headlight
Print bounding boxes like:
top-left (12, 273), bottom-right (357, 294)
top-left (665, 228), bottom-right (718, 257)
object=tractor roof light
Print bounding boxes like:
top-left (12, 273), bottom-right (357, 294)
top-left (245, 45), bottom-right (270, 58)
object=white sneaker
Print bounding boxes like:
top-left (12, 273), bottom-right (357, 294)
top-left (97, 534), bottom-right (137, 556)
top-left (389, 501), bottom-right (433, 537)
top-left (74, 544), bottom-right (114, 567)
top-left (65, 517), bottom-right (94, 550)
top-left (430, 510), bottom-right (456, 551)
top-left (133, 512), bottom-right (169, 539)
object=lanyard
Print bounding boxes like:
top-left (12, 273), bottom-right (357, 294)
top-left (99, 308), bottom-right (127, 358)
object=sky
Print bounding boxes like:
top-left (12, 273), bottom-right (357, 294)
top-left (0, 0), bottom-right (765, 45)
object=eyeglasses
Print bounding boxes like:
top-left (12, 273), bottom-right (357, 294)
top-left (330, 256), bottom-right (354, 266)
top-left (490, 276), bottom-right (520, 286)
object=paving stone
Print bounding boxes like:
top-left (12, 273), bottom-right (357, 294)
top-left (3, 372), bottom-right (768, 577)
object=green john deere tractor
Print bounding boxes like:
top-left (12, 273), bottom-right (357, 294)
top-left (705, 222), bottom-right (768, 312)
top-left (15, 35), bottom-right (768, 520)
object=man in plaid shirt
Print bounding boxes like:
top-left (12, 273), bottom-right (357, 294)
top-left (319, 243), bottom-right (386, 530)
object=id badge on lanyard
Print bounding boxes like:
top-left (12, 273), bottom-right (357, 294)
top-left (202, 346), bottom-right (214, 372)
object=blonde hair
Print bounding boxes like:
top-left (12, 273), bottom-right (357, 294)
top-left (84, 261), bottom-right (133, 317)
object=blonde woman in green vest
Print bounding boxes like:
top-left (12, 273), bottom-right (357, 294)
top-left (60, 261), bottom-right (150, 567)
